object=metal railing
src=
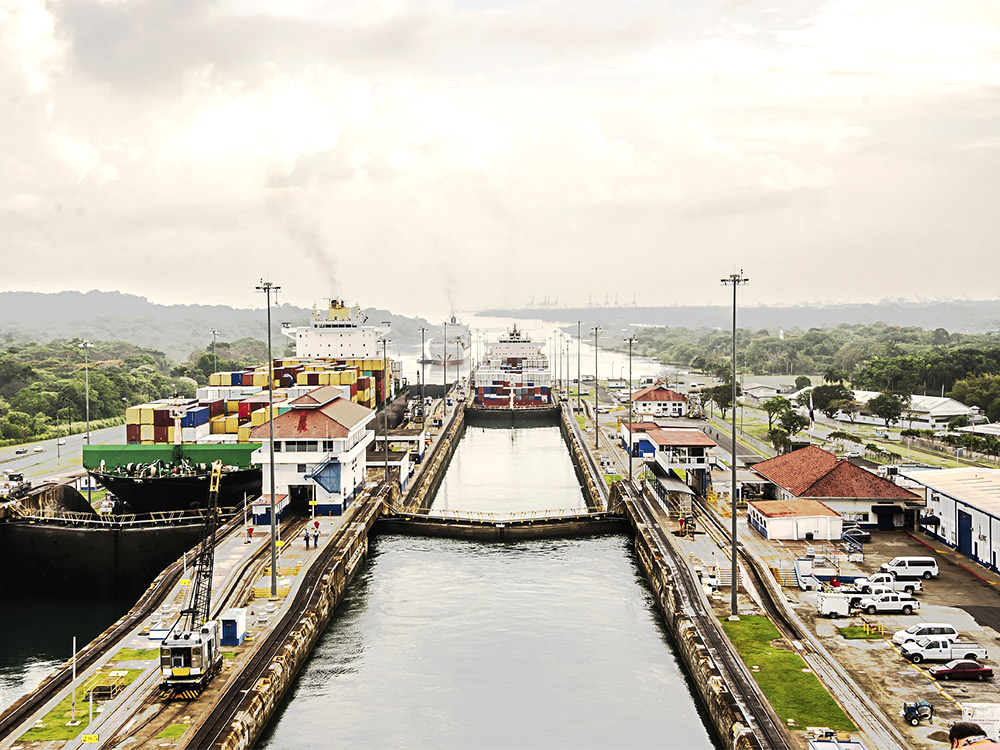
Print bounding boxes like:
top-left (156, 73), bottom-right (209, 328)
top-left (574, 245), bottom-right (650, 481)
top-left (418, 507), bottom-right (597, 523)
top-left (11, 505), bottom-right (239, 527)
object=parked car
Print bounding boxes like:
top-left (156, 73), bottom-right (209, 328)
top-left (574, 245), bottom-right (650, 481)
top-left (893, 623), bottom-right (959, 647)
top-left (841, 524), bottom-right (871, 543)
top-left (843, 451), bottom-right (862, 459)
top-left (854, 572), bottom-right (921, 595)
top-left (32, 445), bottom-right (44, 453)
top-left (928, 660), bottom-right (993, 681)
top-left (901, 637), bottom-right (987, 663)
top-left (14, 448), bottom-right (27, 455)
top-left (857, 592), bottom-right (919, 615)
top-left (880, 556), bottom-right (939, 580)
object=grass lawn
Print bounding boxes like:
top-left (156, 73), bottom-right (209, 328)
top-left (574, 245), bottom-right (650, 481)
top-left (18, 669), bottom-right (144, 742)
top-left (157, 723), bottom-right (189, 739)
top-left (721, 616), bottom-right (856, 731)
top-left (603, 474), bottom-right (623, 485)
top-left (837, 626), bottom-right (883, 640)
top-left (110, 647), bottom-right (158, 661)
top-left (575, 415), bottom-right (587, 429)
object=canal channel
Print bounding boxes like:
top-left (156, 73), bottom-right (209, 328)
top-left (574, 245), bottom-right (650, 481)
top-left (258, 424), bottom-right (719, 748)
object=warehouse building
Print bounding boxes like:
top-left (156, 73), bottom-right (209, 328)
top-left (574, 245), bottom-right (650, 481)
top-left (903, 467), bottom-right (1000, 572)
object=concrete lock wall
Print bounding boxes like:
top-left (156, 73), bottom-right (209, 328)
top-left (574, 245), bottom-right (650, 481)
top-left (558, 406), bottom-right (603, 512)
top-left (404, 404), bottom-right (466, 512)
top-left (631, 519), bottom-right (763, 750)
top-left (217, 495), bottom-right (384, 750)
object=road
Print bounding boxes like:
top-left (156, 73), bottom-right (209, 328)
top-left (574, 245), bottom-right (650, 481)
top-left (0, 425), bottom-right (126, 483)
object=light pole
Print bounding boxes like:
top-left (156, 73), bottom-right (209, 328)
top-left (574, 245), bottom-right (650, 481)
top-left (209, 329), bottom-right (219, 375)
top-left (577, 321), bottom-right (582, 412)
top-left (443, 319), bottom-right (448, 403)
top-left (255, 280), bottom-right (280, 598)
top-left (624, 335), bottom-right (637, 487)
top-left (419, 327), bottom-right (427, 423)
top-left (591, 326), bottom-right (601, 449)
top-left (721, 270), bottom-right (749, 619)
top-left (78, 341), bottom-right (93, 504)
top-left (380, 333), bottom-right (392, 486)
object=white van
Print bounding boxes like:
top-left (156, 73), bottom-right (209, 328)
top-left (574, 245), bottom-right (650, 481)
top-left (892, 623), bottom-right (959, 646)
top-left (880, 556), bottom-right (939, 580)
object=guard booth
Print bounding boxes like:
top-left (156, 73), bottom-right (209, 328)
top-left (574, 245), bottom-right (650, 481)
top-left (220, 608), bottom-right (247, 647)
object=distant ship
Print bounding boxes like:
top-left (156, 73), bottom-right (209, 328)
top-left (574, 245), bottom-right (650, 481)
top-left (472, 325), bottom-right (552, 408)
top-left (427, 315), bottom-right (471, 365)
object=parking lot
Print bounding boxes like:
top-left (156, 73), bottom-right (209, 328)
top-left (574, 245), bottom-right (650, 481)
top-left (789, 530), bottom-right (1000, 748)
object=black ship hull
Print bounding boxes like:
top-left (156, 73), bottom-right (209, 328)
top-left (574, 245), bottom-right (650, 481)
top-left (90, 467), bottom-right (262, 513)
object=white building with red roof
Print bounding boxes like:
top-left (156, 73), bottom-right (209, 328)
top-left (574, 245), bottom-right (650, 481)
top-left (630, 384), bottom-right (687, 418)
top-left (750, 445), bottom-right (922, 529)
top-left (250, 385), bottom-right (375, 517)
top-left (747, 498), bottom-right (843, 541)
top-left (619, 421), bottom-right (717, 500)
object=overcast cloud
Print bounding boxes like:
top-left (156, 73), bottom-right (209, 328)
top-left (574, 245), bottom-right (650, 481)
top-left (2, 0), bottom-right (999, 315)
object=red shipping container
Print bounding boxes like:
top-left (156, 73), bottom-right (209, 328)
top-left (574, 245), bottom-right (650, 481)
top-left (240, 372), bottom-right (253, 386)
top-left (126, 424), bottom-right (141, 442)
top-left (307, 373), bottom-right (320, 386)
top-left (350, 382), bottom-right (358, 398)
top-left (153, 408), bottom-right (172, 426)
top-left (154, 425), bottom-right (170, 442)
top-left (200, 399), bottom-right (224, 418)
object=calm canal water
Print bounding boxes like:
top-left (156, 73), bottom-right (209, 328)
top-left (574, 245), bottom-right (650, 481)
top-left (258, 426), bottom-right (719, 748)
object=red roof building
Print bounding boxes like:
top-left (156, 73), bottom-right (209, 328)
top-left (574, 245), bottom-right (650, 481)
top-left (750, 445), bottom-right (921, 529)
top-left (629, 385), bottom-right (687, 418)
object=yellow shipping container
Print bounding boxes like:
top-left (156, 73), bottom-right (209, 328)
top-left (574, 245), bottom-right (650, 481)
top-left (209, 372), bottom-right (224, 386)
top-left (225, 415), bottom-right (239, 433)
top-left (296, 372), bottom-right (310, 385)
top-left (140, 407), bottom-right (155, 425)
top-left (237, 425), bottom-right (252, 443)
top-left (210, 416), bottom-right (227, 434)
top-left (226, 400), bottom-right (240, 414)
top-left (140, 424), bottom-right (154, 441)
top-left (166, 426), bottom-right (175, 443)
top-left (125, 407), bottom-right (142, 425)
top-left (252, 373), bottom-right (268, 387)
top-left (341, 369), bottom-right (358, 385)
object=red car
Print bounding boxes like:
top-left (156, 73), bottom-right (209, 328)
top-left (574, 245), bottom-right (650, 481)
top-left (929, 660), bottom-right (993, 681)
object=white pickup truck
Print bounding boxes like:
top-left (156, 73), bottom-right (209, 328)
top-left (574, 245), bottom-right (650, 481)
top-left (853, 572), bottom-right (922, 595)
top-left (857, 592), bottom-right (920, 615)
top-left (900, 637), bottom-right (988, 663)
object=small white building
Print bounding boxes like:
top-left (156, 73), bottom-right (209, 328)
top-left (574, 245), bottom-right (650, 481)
top-left (742, 384), bottom-right (780, 404)
top-left (747, 499), bottom-right (843, 541)
top-left (250, 386), bottom-right (375, 516)
top-left (903, 467), bottom-right (1000, 572)
top-left (631, 385), bottom-right (687, 418)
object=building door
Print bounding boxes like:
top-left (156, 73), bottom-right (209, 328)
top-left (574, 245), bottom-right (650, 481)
top-left (958, 510), bottom-right (973, 557)
top-left (289, 484), bottom-right (314, 510)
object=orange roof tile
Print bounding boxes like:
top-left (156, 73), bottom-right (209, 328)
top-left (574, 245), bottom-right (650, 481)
top-left (752, 445), bottom-right (919, 500)
top-left (632, 385), bottom-right (685, 402)
top-left (646, 429), bottom-right (716, 447)
top-left (748, 499), bottom-right (841, 518)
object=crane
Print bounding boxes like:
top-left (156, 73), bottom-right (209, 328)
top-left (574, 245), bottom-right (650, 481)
top-left (160, 460), bottom-right (224, 697)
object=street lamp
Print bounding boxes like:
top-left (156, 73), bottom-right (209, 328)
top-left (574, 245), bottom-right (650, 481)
top-left (379, 332), bottom-right (392, 486)
top-left (255, 279), bottom-right (280, 599)
top-left (721, 270), bottom-right (749, 619)
top-left (577, 321), bottom-right (582, 413)
top-left (443, 319), bottom-right (448, 402)
top-left (209, 329), bottom-right (220, 375)
top-left (418, 327), bottom-right (427, 423)
top-left (591, 326), bottom-right (602, 449)
top-left (78, 341), bottom-right (93, 446)
top-left (624, 335), bottom-right (637, 487)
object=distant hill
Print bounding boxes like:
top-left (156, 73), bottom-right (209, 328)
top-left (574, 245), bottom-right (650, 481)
top-left (0, 291), bottom-right (429, 361)
top-left (481, 300), bottom-right (1000, 334)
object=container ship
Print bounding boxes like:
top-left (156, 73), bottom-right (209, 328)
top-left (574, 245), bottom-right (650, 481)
top-left (472, 325), bottom-right (552, 408)
top-left (427, 314), bottom-right (471, 366)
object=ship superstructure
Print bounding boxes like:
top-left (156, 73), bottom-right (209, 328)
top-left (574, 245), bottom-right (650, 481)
top-left (427, 314), bottom-right (471, 365)
top-left (282, 299), bottom-right (388, 360)
top-left (472, 325), bottom-right (552, 408)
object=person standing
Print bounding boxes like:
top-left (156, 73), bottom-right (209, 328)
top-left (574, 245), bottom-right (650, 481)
top-left (950, 723), bottom-right (1000, 749)
top-left (312, 528), bottom-right (320, 548)
top-left (303, 529), bottom-right (311, 550)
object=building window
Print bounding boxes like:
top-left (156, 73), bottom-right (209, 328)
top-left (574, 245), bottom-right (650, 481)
top-left (323, 440), bottom-right (334, 451)
top-left (273, 442), bottom-right (282, 452)
top-left (297, 464), bottom-right (307, 473)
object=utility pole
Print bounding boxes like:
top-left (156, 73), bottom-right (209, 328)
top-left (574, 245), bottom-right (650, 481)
top-left (577, 321), bottom-right (582, 413)
top-left (209, 329), bottom-right (219, 374)
top-left (381, 322), bottom-right (392, 485)
top-left (624, 335), bottom-right (637, 487)
top-left (591, 326), bottom-right (602, 449)
top-left (443, 319), bottom-right (448, 404)
top-left (419, 327), bottom-right (427, 424)
top-left (79, 341), bottom-right (93, 504)
top-left (721, 270), bottom-right (749, 620)
top-left (255, 280), bottom-right (280, 598)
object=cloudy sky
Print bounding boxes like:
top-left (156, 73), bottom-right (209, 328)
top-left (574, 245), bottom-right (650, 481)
top-left (3, 0), bottom-right (1000, 315)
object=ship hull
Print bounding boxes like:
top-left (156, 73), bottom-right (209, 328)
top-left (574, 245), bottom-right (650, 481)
top-left (90, 467), bottom-right (262, 513)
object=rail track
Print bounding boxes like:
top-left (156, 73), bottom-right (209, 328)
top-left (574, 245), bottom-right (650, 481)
top-left (691, 495), bottom-right (910, 750)
top-left (182, 486), bottom-right (390, 749)
top-left (626, 485), bottom-right (792, 749)
top-left (0, 512), bottom-right (300, 744)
